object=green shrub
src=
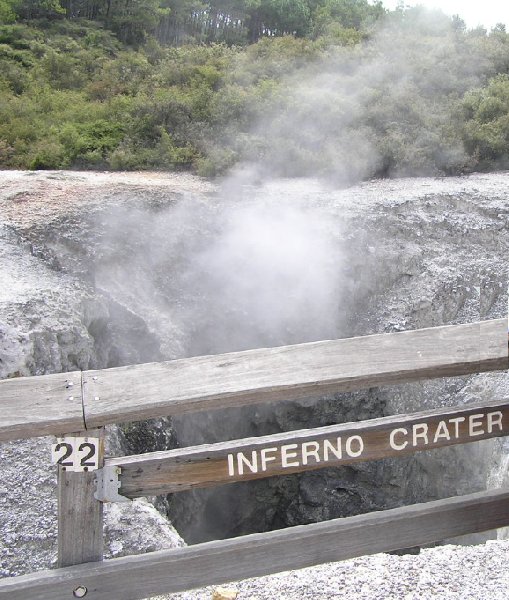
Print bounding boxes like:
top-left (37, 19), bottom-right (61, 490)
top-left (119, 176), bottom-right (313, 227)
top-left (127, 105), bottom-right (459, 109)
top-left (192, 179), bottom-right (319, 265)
top-left (462, 74), bottom-right (509, 166)
top-left (58, 120), bottom-right (124, 163)
top-left (194, 148), bottom-right (237, 177)
top-left (26, 139), bottom-right (69, 169)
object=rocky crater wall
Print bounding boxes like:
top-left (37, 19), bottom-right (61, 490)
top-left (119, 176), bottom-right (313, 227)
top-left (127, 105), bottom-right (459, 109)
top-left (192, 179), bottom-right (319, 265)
top-left (0, 171), bottom-right (507, 576)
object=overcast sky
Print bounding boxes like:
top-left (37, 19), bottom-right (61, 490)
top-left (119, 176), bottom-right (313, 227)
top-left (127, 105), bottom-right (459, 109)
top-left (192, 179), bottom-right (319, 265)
top-left (382, 1), bottom-right (509, 31)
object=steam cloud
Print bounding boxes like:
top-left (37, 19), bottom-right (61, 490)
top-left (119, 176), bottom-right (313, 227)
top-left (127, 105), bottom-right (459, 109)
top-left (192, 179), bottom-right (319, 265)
top-left (230, 8), bottom-right (493, 181)
top-left (91, 7), bottom-right (501, 542)
top-left (95, 181), bottom-right (345, 360)
top-left (96, 8), bottom-right (494, 362)
top-left (183, 191), bottom-right (344, 355)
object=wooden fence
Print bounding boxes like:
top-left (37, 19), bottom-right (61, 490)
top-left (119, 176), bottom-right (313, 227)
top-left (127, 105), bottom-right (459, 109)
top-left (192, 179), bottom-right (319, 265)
top-left (0, 318), bottom-right (508, 599)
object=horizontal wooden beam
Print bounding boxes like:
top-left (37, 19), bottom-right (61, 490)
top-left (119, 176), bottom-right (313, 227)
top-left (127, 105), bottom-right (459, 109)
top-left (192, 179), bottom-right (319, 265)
top-left (1, 319), bottom-right (507, 441)
top-left (2, 487), bottom-right (509, 600)
top-left (83, 318), bottom-right (508, 429)
top-left (108, 399), bottom-right (509, 496)
top-left (0, 371), bottom-right (84, 442)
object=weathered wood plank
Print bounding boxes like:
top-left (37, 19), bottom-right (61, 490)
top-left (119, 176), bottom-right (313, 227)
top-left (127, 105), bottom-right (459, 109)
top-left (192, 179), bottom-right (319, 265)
top-left (1, 487), bottom-right (509, 600)
top-left (84, 319), bottom-right (508, 428)
top-left (0, 371), bottom-right (84, 442)
top-left (57, 429), bottom-right (104, 568)
top-left (108, 399), bottom-right (509, 496)
top-left (1, 320), bottom-right (506, 441)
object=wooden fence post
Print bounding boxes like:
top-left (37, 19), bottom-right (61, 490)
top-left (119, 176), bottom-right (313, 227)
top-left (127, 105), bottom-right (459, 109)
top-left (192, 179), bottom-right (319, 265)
top-left (57, 428), bottom-right (104, 568)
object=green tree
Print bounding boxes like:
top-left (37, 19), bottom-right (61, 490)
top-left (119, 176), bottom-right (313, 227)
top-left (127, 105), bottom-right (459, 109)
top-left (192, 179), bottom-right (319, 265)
top-left (15, 0), bottom-right (64, 20)
top-left (156, 1), bottom-right (206, 45)
top-left (0, 0), bottom-right (20, 23)
top-left (463, 74), bottom-right (509, 166)
top-left (311, 0), bottom-right (385, 38)
top-left (245, 0), bottom-right (311, 41)
top-left (104, 0), bottom-right (169, 45)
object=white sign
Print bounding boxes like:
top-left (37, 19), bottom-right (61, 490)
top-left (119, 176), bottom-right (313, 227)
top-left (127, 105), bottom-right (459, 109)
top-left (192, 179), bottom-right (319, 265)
top-left (51, 437), bottom-right (100, 472)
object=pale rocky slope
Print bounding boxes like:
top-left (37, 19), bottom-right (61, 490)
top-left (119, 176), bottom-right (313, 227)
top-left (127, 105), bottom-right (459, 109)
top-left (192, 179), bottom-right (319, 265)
top-left (0, 170), bottom-right (507, 595)
top-left (157, 540), bottom-right (509, 600)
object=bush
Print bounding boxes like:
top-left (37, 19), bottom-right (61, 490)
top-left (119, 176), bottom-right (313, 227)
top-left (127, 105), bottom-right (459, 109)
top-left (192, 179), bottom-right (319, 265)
top-left (58, 120), bottom-right (125, 164)
top-left (26, 140), bottom-right (69, 169)
top-left (2, 9), bottom-right (509, 178)
top-left (462, 74), bottom-right (509, 166)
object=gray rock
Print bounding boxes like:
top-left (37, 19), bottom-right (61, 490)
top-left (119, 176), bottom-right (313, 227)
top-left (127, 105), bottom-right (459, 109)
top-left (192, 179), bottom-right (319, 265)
top-left (0, 170), bottom-right (507, 581)
top-left (155, 540), bottom-right (509, 600)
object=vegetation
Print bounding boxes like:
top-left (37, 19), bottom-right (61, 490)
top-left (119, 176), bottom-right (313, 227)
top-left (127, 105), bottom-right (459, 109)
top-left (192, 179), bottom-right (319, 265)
top-left (1, 1), bottom-right (509, 178)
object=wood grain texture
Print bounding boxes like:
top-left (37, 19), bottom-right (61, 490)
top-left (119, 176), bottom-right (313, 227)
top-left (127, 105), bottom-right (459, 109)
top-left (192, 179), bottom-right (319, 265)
top-left (83, 319), bottom-right (508, 428)
top-left (2, 487), bottom-right (509, 600)
top-left (58, 429), bottom-right (104, 568)
top-left (108, 399), bottom-right (509, 496)
top-left (1, 319), bottom-right (506, 440)
top-left (0, 371), bottom-right (84, 442)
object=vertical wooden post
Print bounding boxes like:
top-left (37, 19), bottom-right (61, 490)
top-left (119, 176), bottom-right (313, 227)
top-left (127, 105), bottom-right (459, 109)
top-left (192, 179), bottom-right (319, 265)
top-left (57, 428), bottom-right (104, 568)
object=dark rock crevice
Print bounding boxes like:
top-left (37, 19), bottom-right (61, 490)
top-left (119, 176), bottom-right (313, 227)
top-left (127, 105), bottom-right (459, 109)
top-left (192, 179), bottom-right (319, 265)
top-left (0, 171), bottom-right (507, 554)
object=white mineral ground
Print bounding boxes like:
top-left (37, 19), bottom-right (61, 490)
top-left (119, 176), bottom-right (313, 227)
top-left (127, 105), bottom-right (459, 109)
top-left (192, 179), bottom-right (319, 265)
top-left (0, 170), bottom-right (508, 599)
top-left (0, 170), bottom-right (213, 229)
top-left (155, 540), bottom-right (509, 600)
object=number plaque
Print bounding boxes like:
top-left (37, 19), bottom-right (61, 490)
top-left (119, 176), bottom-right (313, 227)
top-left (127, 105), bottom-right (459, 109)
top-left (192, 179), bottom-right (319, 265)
top-left (51, 437), bottom-right (100, 472)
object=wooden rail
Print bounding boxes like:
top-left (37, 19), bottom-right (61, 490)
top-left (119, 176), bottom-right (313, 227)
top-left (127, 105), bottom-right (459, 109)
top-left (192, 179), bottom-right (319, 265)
top-left (0, 370), bottom-right (84, 442)
top-left (0, 318), bottom-right (507, 599)
top-left (2, 488), bottom-right (509, 600)
top-left (82, 318), bottom-right (507, 427)
top-left (0, 318), bottom-right (507, 442)
top-left (109, 398), bottom-right (509, 496)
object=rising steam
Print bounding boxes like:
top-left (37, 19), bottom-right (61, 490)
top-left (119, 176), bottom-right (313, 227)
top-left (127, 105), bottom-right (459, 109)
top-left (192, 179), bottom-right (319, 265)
top-left (183, 190), bottom-right (344, 356)
top-left (95, 8), bottom-right (494, 362)
top-left (91, 7), bottom-right (503, 543)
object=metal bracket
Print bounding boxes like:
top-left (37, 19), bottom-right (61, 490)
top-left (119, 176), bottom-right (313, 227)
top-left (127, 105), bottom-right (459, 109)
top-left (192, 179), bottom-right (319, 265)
top-left (94, 465), bottom-right (130, 503)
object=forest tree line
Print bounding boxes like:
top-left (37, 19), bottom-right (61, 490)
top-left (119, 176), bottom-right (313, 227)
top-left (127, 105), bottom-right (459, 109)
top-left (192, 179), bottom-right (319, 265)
top-left (1, 1), bottom-right (509, 178)
top-left (1, 1), bottom-right (386, 45)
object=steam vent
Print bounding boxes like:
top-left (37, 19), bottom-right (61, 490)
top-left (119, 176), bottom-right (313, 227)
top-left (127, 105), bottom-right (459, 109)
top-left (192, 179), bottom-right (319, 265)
top-left (1, 169), bottom-right (507, 586)
top-left (2, 3), bottom-right (509, 597)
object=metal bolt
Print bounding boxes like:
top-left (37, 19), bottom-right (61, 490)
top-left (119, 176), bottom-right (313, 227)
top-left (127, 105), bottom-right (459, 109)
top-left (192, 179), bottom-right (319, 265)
top-left (68, 396), bottom-right (74, 401)
top-left (94, 396), bottom-right (100, 401)
top-left (66, 381), bottom-right (74, 389)
top-left (92, 376), bottom-right (98, 381)
top-left (73, 585), bottom-right (88, 598)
